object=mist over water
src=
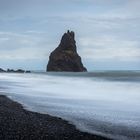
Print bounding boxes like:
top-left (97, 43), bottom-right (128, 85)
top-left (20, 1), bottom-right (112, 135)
top-left (0, 71), bottom-right (140, 140)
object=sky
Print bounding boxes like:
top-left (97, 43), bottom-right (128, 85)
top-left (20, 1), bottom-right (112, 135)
top-left (0, 0), bottom-right (140, 71)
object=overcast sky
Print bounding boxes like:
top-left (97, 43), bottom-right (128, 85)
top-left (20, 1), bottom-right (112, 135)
top-left (0, 0), bottom-right (140, 71)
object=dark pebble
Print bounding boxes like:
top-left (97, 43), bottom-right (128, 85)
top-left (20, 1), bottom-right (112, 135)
top-left (0, 95), bottom-right (112, 140)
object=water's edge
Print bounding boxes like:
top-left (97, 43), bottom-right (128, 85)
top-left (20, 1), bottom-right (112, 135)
top-left (1, 93), bottom-right (111, 140)
top-left (0, 71), bottom-right (140, 140)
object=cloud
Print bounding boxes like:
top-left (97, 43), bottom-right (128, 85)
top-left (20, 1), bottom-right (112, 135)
top-left (0, 47), bottom-right (48, 60)
top-left (0, 31), bottom-right (56, 60)
top-left (79, 36), bottom-right (140, 62)
top-left (0, 0), bottom-right (140, 70)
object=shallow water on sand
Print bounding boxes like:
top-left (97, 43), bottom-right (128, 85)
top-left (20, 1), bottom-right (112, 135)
top-left (0, 71), bottom-right (140, 140)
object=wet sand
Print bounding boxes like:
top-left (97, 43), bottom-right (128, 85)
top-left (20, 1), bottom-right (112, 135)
top-left (0, 95), bottom-right (111, 140)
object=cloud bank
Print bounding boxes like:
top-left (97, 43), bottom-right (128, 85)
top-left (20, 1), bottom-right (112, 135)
top-left (0, 0), bottom-right (140, 70)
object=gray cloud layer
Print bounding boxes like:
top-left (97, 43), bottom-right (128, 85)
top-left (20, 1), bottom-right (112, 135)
top-left (0, 0), bottom-right (140, 70)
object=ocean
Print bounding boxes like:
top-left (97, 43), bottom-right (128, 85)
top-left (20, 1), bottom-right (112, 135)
top-left (0, 71), bottom-right (140, 140)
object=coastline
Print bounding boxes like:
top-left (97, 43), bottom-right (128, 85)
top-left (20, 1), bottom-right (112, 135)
top-left (0, 94), bottom-right (111, 140)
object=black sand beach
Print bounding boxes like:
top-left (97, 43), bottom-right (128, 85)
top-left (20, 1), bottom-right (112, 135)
top-left (0, 95), bottom-right (111, 140)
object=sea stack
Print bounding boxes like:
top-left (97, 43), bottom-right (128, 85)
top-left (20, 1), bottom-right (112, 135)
top-left (47, 30), bottom-right (87, 72)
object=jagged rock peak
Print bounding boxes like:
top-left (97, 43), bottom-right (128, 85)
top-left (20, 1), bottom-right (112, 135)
top-left (59, 30), bottom-right (76, 52)
top-left (47, 30), bottom-right (87, 72)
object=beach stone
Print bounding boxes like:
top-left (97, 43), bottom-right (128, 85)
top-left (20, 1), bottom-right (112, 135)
top-left (0, 95), bottom-right (110, 140)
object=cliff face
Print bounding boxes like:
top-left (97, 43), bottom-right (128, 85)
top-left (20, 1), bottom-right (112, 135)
top-left (47, 31), bottom-right (87, 72)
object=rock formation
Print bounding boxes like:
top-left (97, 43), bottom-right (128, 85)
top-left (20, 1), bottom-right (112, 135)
top-left (0, 68), bottom-right (31, 73)
top-left (0, 68), bottom-right (6, 72)
top-left (7, 69), bottom-right (31, 73)
top-left (47, 30), bottom-right (87, 72)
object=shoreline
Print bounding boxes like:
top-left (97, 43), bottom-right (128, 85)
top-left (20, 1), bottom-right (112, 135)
top-left (0, 95), bottom-right (111, 140)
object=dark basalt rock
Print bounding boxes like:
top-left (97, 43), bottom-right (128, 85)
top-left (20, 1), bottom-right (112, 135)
top-left (0, 68), bottom-right (6, 72)
top-left (25, 70), bottom-right (31, 73)
top-left (7, 69), bottom-right (26, 73)
top-left (47, 30), bottom-right (87, 72)
top-left (0, 68), bottom-right (31, 73)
